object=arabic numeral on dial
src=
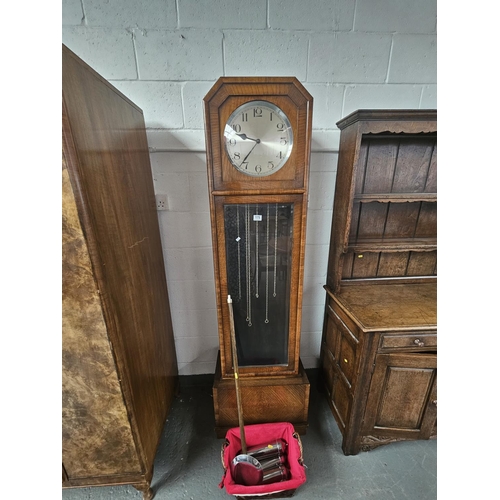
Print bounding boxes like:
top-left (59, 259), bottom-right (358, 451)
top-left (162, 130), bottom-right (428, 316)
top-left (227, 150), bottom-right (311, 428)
top-left (253, 108), bottom-right (262, 118)
top-left (233, 152), bottom-right (240, 160)
top-left (232, 124), bottom-right (241, 132)
top-left (276, 123), bottom-right (284, 131)
top-left (255, 165), bottom-right (262, 173)
top-left (229, 138), bottom-right (236, 146)
top-left (280, 137), bottom-right (288, 145)
top-left (267, 161), bottom-right (275, 170)
top-left (276, 151), bottom-right (283, 159)
top-left (241, 161), bottom-right (249, 170)
top-left (241, 113), bottom-right (248, 122)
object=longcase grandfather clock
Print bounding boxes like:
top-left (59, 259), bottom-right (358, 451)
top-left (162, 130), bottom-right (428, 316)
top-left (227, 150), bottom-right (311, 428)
top-left (204, 77), bottom-right (313, 436)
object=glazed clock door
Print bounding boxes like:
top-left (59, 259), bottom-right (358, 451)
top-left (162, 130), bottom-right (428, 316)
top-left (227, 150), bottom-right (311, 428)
top-left (215, 194), bottom-right (305, 377)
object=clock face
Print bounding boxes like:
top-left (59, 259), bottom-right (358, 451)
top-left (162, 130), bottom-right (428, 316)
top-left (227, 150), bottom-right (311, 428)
top-left (224, 100), bottom-right (293, 177)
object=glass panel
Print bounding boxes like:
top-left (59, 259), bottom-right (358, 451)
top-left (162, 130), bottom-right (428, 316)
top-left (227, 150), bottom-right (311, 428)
top-left (224, 203), bottom-right (293, 367)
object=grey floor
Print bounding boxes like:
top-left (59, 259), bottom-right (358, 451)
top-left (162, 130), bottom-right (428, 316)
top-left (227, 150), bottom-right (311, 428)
top-left (62, 370), bottom-right (437, 500)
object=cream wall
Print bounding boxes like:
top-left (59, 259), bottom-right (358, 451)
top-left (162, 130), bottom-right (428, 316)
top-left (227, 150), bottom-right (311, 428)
top-left (62, 0), bottom-right (437, 375)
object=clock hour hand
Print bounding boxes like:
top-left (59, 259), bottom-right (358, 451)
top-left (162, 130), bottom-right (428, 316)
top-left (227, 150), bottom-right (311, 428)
top-left (236, 133), bottom-right (260, 143)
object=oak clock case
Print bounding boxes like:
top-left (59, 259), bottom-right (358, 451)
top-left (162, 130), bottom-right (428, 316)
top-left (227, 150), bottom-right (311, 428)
top-left (204, 78), bottom-right (313, 437)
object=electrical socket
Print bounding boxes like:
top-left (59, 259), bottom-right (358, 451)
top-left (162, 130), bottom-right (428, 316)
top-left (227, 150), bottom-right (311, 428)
top-left (155, 194), bottom-right (168, 211)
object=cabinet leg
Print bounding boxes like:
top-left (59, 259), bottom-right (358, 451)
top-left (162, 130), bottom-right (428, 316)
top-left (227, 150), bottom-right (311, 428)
top-left (133, 483), bottom-right (154, 500)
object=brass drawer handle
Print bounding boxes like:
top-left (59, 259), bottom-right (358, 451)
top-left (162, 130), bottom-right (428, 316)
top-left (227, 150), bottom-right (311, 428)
top-left (414, 339), bottom-right (425, 347)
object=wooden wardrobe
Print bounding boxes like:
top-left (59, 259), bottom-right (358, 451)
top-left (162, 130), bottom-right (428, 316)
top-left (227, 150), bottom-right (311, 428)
top-left (320, 110), bottom-right (437, 455)
top-left (62, 45), bottom-right (178, 499)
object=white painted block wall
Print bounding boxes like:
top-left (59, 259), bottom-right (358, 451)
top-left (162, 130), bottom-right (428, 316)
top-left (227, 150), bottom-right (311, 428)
top-left (62, 0), bottom-right (437, 375)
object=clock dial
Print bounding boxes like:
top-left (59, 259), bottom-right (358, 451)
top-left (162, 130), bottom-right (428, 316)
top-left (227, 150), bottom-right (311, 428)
top-left (224, 101), bottom-right (293, 177)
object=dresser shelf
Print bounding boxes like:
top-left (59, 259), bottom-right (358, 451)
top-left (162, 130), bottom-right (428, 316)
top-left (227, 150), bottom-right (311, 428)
top-left (353, 193), bottom-right (437, 203)
top-left (347, 237), bottom-right (437, 253)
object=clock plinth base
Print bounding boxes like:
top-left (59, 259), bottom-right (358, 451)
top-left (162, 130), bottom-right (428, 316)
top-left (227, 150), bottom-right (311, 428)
top-left (212, 352), bottom-right (310, 438)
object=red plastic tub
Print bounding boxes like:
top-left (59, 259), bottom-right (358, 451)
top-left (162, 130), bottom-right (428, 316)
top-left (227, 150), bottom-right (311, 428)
top-left (219, 422), bottom-right (306, 499)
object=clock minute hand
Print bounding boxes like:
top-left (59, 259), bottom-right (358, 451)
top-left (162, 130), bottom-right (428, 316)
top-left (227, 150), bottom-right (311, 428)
top-left (239, 139), bottom-right (260, 168)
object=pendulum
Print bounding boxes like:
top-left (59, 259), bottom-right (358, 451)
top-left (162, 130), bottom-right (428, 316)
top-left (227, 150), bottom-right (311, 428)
top-left (265, 204), bottom-right (270, 324)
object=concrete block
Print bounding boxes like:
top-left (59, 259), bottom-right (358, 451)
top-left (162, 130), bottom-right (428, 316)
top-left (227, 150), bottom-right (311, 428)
top-left (84, 0), bottom-right (177, 29)
top-left (302, 276), bottom-right (328, 306)
top-left (224, 30), bottom-right (308, 80)
top-left (421, 84), bottom-right (437, 108)
top-left (183, 81), bottom-right (218, 129)
top-left (306, 84), bottom-right (344, 130)
top-left (308, 32), bottom-right (392, 83)
top-left (179, 0), bottom-right (267, 28)
top-left (62, 27), bottom-right (137, 79)
top-left (308, 172), bottom-right (336, 210)
top-left (134, 29), bottom-right (224, 80)
top-left (388, 35), bottom-right (437, 83)
top-left (153, 170), bottom-right (209, 213)
top-left (305, 209), bottom-right (333, 246)
top-left (170, 307), bottom-right (218, 339)
top-left (355, 0), bottom-right (437, 34)
top-left (112, 81), bottom-right (183, 129)
top-left (162, 247), bottom-right (215, 282)
top-left (150, 152), bottom-right (207, 174)
top-left (301, 305), bottom-right (325, 333)
top-left (158, 211), bottom-right (212, 248)
top-left (178, 361), bottom-right (218, 375)
top-left (173, 336), bottom-right (219, 364)
top-left (269, 0), bottom-right (355, 31)
top-left (168, 279), bottom-right (216, 314)
top-left (153, 172), bottom-right (191, 211)
top-left (343, 84), bottom-right (422, 116)
top-left (62, 0), bottom-right (83, 25)
top-left (147, 130), bottom-right (207, 152)
top-left (300, 356), bottom-right (320, 370)
top-left (148, 127), bottom-right (336, 155)
top-left (189, 172), bottom-right (211, 213)
top-left (311, 130), bottom-right (340, 152)
top-left (300, 331), bottom-right (323, 360)
top-left (304, 244), bottom-right (330, 278)
top-left (310, 152), bottom-right (338, 172)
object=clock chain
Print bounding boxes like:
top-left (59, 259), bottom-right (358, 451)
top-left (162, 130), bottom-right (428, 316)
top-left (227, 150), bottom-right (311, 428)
top-left (236, 205), bottom-right (241, 301)
top-left (273, 203), bottom-right (278, 298)
top-left (265, 204), bottom-right (270, 324)
top-left (255, 205), bottom-right (259, 298)
top-left (245, 204), bottom-right (252, 327)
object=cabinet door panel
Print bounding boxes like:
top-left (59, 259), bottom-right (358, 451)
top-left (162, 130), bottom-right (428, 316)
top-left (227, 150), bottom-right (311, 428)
top-left (377, 366), bottom-right (433, 428)
top-left (338, 336), bottom-right (356, 386)
top-left (331, 374), bottom-right (351, 430)
top-left (363, 353), bottom-right (436, 438)
top-left (324, 312), bottom-right (339, 360)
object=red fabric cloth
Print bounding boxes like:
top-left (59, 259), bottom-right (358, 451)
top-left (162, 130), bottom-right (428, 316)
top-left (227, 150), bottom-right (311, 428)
top-left (220, 422), bottom-right (306, 496)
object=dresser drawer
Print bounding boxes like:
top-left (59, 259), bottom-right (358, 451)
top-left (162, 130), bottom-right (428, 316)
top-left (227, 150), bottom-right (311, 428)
top-left (380, 332), bottom-right (437, 351)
